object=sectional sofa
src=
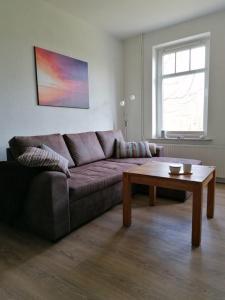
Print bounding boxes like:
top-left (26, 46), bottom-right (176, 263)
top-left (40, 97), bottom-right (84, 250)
top-left (0, 130), bottom-right (201, 241)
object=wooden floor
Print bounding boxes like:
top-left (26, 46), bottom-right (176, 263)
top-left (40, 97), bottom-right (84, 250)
top-left (1, 184), bottom-right (225, 300)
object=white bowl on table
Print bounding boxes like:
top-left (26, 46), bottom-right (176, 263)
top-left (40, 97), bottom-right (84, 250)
top-left (169, 164), bottom-right (182, 175)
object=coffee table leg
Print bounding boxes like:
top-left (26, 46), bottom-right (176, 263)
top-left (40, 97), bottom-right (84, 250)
top-left (192, 185), bottom-right (203, 247)
top-left (207, 170), bottom-right (216, 219)
top-left (149, 186), bottom-right (156, 206)
top-left (123, 173), bottom-right (131, 227)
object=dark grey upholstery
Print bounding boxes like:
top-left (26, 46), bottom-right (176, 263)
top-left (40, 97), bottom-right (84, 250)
top-left (0, 130), bottom-right (202, 241)
top-left (107, 157), bottom-right (153, 165)
top-left (70, 182), bottom-right (122, 231)
top-left (96, 130), bottom-right (124, 158)
top-left (69, 161), bottom-right (133, 201)
top-left (25, 171), bottom-right (70, 241)
top-left (0, 161), bottom-right (40, 223)
top-left (9, 133), bottom-right (75, 167)
top-left (64, 132), bottom-right (105, 166)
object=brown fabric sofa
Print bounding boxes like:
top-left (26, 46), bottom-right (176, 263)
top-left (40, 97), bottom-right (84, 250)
top-left (1, 130), bottom-right (201, 241)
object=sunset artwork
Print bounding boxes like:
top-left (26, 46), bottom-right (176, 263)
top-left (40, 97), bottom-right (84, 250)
top-left (34, 47), bottom-right (89, 108)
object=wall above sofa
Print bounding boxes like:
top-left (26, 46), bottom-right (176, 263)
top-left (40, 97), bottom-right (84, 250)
top-left (0, 0), bottom-right (123, 160)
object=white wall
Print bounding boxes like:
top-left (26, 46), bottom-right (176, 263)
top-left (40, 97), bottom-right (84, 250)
top-left (0, 0), bottom-right (123, 160)
top-left (123, 10), bottom-right (225, 145)
top-left (123, 35), bottom-right (143, 141)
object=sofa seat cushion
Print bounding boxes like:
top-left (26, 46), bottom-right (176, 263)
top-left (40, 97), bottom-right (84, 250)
top-left (96, 130), bottom-right (124, 158)
top-left (69, 160), bottom-right (134, 201)
top-left (108, 156), bottom-right (202, 166)
top-left (150, 156), bottom-right (202, 165)
top-left (107, 157), bottom-right (153, 165)
top-left (9, 134), bottom-right (75, 168)
top-left (64, 132), bottom-right (105, 166)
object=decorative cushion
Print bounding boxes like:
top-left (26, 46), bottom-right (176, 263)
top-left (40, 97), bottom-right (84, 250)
top-left (116, 140), bottom-right (152, 158)
top-left (148, 143), bottom-right (157, 156)
top-left (9, 133), bottom-right (75, 168)
top-left (96, 130), bottom-right (124, 158)
top-left (64, 132), bottom-right (106, 166)
top-left (17, 146), bottom-right (71, 178)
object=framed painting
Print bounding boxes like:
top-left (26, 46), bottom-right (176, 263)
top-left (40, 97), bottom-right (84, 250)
top-left (34, 47), bottom-right (89, 108)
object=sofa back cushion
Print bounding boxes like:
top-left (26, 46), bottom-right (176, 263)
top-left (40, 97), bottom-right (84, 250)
top-left (64, 132), bottom-right (105, 166)
top-left (96, 130), bottom-right (124, 158)
top-left (9, 133), bottom-right (75, 168)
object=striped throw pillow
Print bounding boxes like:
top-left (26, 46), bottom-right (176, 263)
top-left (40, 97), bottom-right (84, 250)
top-left (116, 140), bottom-right (152, 158)
top-left (148, 143), bottom-right (157, 156)
top-left (17, 146), bottom-right (71, 178)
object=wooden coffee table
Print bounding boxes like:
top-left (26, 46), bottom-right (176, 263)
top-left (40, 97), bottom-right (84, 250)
top-left (123, 161), bottom-right (216, 247)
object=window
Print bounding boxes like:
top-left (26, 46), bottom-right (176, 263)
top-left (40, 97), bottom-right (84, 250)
top-left (153, 33), bottom-right (210, 139)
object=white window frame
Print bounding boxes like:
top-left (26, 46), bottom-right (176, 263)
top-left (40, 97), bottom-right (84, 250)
top-left (153, 33), bottom-right (210, 139)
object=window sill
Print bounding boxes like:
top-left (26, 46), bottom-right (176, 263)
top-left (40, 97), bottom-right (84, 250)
top-left (152, 137), bottom-right (212, 141)
top-left (149, 137), bottom-right (213, 146)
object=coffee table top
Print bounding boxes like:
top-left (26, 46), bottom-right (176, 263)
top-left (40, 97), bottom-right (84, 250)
top-left (124, 161), bottom-right (215, 183)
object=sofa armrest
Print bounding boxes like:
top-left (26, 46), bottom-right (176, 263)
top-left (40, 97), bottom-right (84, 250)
top-left (0, 161), bottom-right (40, 223)
top-left (155, 145), bottom-right (164, 157)
top-left (25, 171), bottom-right (70, 241)
top-left (0, 160), bottom-right (39, 175)
top-left (7, 148), bottom-right (15, 161)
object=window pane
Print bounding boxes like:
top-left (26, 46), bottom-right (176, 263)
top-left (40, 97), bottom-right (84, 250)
top-left (162, 53), bottom-right (175, 75)
top-left (162, 73), bottom-right (205, 131)
top-left (176, 49), bottom-right (189, 73)
top-left (191, 46), bottom-right (205, 70)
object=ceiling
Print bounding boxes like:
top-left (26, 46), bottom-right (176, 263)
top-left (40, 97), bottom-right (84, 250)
top-left (44, 0), bottom-right (225, 39)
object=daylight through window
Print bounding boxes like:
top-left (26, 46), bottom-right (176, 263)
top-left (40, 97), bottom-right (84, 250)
top-left (154, 34), bottom-right (210, 138)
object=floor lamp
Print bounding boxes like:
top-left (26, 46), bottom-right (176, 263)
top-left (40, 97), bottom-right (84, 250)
top-left (119, 94), bottom-right (136, 140)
